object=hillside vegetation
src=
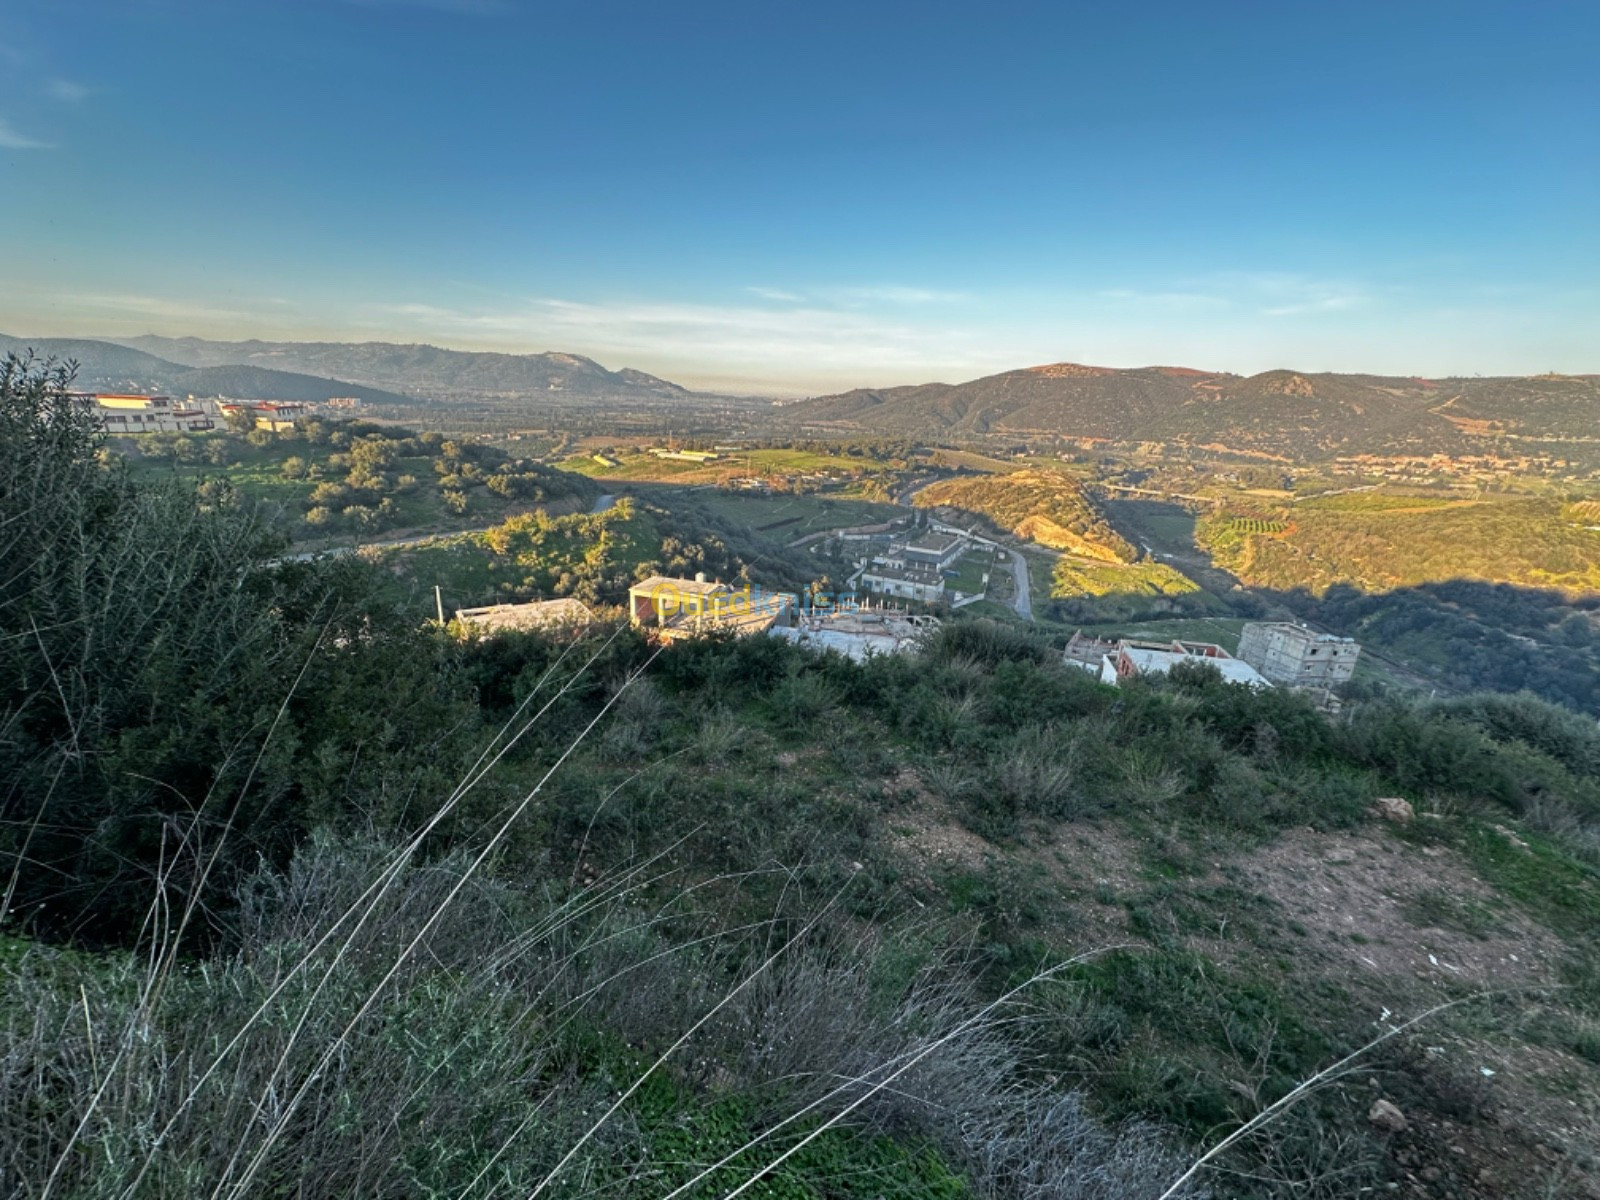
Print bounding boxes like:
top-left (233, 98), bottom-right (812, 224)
top-left (118, 417), bottom-right (597, 541)
top-left (1198, 492), bottom-right (1600, 596)
top-left (788, 365), bottom-right (1463, 455)
top-left (363, 486), bottom-right (875, 619)
top-left (915, 470), bottom-right (1137, 561)
top-left (377, 497), bottom-right (735, 612)
top-left (1128, 487), bottom-right (1600, 711)
top-left (1435, 375), bottom-right (1600, 440)
top-left (789, 363), bottom-right (1600, 461)
top-left (562, 444), bottom-right (896, 486)
top-left (915, 471), bottom-right (1208, 621)
top-left (5, 356), bottom-right (1600, 1199)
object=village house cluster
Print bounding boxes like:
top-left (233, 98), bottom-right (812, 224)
top-left (72, 391), bottom-right (320, 435)
top-left (70, 391), bottom-right (218, 434)
top-left (1330, 451), bottom-right (1573, 482)
top-left (1063, 622), bottom-right (1361, 707)
top-left (444, 565), bottom-right (1366, 692)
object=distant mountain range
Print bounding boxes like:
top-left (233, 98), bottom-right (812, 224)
top-left (6, 332), bottom-right (1595, 459)
top-left (785, 362), bottom-right (1600, 458)
top-left (0, 335), bottom-right (425, 407)
top-left (0, 334), bottom-right (706, 409)
top-left (119, 335), bottom-right (696, 403)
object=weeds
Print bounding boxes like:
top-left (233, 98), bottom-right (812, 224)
top-left (6, 362), bottom-right (1600, 1197)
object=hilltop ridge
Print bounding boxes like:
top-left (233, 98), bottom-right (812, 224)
top-left (0, 334), bottom-right (419, 406)
top-left (0, 333), bottom-right (710, 411)
top-left (787, 362), bottom-right (1600, 459)
top-left (119, 334), bottom-right (700, 403)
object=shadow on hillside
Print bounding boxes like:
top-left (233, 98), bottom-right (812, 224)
top-left (1086, 497), bottom-right (1600, 713)
top-left (1268, 579), bottom-right (1600, 713)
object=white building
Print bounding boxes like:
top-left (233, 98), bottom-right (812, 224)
top-left (72, 392), bottom-right (218, 434)
top-left (900, 531), bottom-right (967, 571)
top-left (860, 562), bottom-right (946, 604)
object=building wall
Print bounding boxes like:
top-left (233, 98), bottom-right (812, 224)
top-left (861, 571), bottom-right (944, 604)
top-left (902, 537), bottom-right (965, 570)
top-left (1238, 623), bottom-right (1359, 685)
top-left (629, 582), bottom-right (728, 625)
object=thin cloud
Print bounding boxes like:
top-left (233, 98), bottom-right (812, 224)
top-left (747, 284), bottom-right (970, 307)
top-left (47, 79), bottom-right (90, 103)
top-left (1261, 295), bottom-right (1364, 317)
top-left (832, 285), bottom-right (970, 305)
top-left (0, 117), bottom-right (52, 149)
top-left (1223, 271), bottom-right (1371, 318)
top-left (61, 291), bottom-right (256, 323)
top-left (1122, 271), bottom-right (1373, 319)
top-left (1100, 287), bottom-right (1230, 310)
top-left (357, 294), bottom-right (1017, 391)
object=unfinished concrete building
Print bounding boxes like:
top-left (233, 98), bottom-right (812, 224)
top-left (1100, 638), bottom-right (1271, 689)
top-left (771, 609), bottom-right (940, 662)
top-left (628, 573), bottom-right (792, 643)
top-left (1237, 622), bottom-right (1361, 687)
top-left (453, 598), bottom-right (594, 636)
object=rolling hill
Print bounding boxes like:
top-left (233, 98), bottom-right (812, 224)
top-left (1431, 374), bottom-right (1600, 441)
top-left (0, 335), bottom-right (419, 406)
top-left (914, 468), bottom-right (1136, 560)
top-left (784, 362), bottom-right (1600, 459)
top-left (119, 335), bottom-right (701, 404)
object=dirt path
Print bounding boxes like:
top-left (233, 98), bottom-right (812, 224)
top-left (273, 526), bottom-right (495, 563)
top-left (1006, 548), bottom-right (1034, 621)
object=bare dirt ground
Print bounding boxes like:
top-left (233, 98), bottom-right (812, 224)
top-left (1239, 825), bottom-right (1566, 994)
top-left (1236, 825), bottom-right (1599, 1198)
top-left (878, 790), bottom-right (1600, 1198)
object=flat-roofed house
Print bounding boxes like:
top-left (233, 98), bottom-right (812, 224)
top-left (860, 562), bottom-right (946, 605)
top-left (1063, 630), bottom-right (1120, 674)
top-left (900, 531), bottom-right (967, 571)
top-left (772, 610), bottom-right (940, 662)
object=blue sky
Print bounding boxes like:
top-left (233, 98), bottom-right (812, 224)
top-left (1, 0), bottom-right (1595, 393)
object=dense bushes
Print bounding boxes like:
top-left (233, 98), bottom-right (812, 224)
top-left (0, 357), bottom-right (483, 944)
top-left (1293, 580), bottom-right (1600, 715)
top-left (7, 357), bottom-right (1600, 1197)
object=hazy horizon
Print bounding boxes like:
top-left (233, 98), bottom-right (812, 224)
top-left (3, 0), bottom-right (1596, 393)
top-left (8, 325), bottom-right (1599, 401)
